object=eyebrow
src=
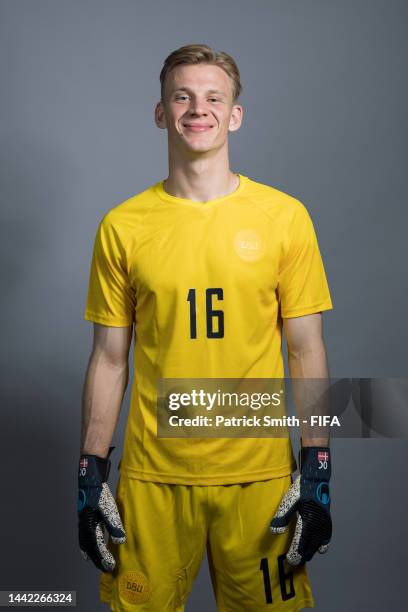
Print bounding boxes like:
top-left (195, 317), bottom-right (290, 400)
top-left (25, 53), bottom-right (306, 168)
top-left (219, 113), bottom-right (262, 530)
top-left (172, 87), bottom-right (227, 97)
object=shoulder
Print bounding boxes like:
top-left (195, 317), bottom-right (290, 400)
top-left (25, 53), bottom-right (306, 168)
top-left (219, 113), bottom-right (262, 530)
top-left (98, 181), bottom-right (161, 233)
top-left (245, 176), bottom-right (310, 221)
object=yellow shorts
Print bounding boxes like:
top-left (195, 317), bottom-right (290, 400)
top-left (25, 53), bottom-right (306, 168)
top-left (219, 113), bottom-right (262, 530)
top-left (100, 474), bottom-right (314, 611)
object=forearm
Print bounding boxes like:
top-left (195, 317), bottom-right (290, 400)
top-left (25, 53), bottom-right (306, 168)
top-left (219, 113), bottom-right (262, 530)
top-left (80, 352), bottom-right (129, 457)
top-left (287, 339), bottom-right (330, 447)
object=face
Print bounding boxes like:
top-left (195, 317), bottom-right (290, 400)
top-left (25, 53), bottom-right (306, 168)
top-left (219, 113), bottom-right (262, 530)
top-left (155, 63), bottom-right (243, 155)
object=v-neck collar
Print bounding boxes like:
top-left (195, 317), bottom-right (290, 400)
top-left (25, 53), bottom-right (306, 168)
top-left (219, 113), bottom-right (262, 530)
top-left (154, 173), bottom-right (248, 208)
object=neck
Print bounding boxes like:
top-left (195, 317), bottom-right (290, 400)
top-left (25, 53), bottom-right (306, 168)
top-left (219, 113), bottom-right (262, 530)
top-left (164, 144), bottom-right (239, 203)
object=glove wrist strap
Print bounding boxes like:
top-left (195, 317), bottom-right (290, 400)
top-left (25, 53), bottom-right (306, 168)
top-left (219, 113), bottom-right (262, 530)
top-left (78, 446), bottom-right (115, 482)
top-left (299, 446), bottom-right (331, 480)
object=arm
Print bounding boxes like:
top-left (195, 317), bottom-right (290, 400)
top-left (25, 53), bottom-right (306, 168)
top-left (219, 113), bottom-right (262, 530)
top-left (270, 312), bottom-right (332, 565)
top-left (283, 312), bottom-right (330, 447)
top-left (80, 322), bottom-right (133, 458)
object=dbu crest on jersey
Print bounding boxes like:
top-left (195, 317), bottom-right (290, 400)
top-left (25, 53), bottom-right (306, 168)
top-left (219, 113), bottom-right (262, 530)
top-left (233, 229), bottom-right (265, 262)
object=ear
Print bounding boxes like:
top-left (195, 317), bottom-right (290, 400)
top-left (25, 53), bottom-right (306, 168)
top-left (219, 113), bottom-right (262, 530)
top-left (228, 104), bottom-right (243, 133)
top-left (154, 101), bottom-right (167, 129)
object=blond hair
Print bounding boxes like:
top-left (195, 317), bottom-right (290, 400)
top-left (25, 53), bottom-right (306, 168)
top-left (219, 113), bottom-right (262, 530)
top-left (159, 43), bottom-right (242, 104)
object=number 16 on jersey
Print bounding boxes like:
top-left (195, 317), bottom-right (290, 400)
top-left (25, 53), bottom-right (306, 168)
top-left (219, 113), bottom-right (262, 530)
top-left (187, 288), bottom-right (224, 339)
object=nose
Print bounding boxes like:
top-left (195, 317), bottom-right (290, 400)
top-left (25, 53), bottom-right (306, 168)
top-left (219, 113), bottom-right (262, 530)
top-left (188, 97), bottom-right (209, 115)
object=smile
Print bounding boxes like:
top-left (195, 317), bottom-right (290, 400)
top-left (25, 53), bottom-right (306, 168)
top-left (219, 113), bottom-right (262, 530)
top-left (183, 125), bottom-right (213, 132)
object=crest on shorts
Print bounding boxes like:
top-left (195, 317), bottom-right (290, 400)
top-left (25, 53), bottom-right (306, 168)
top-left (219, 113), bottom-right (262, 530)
top-left (119, 570), bottom-right (151, 604)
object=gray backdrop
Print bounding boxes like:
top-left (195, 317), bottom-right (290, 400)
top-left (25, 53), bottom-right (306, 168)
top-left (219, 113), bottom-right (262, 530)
top-left (1, 0), bottom-right (407, 610)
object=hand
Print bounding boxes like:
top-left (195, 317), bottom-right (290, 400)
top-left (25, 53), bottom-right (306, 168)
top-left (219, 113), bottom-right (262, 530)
top-left (270, 446), bottom-right (332, 566)
top-left (77, 446), bottom-right (126, 572)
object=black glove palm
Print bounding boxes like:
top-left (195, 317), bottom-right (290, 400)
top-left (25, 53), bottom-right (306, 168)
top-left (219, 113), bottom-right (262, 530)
top-left (77, 447), bottom-right (126, 572)
top-left (270, 446), bottom-right (332, 566)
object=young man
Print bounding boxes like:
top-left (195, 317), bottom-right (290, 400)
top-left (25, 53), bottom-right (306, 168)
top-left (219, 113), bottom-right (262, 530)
top-left (78, 44), bottom-right (333, 611)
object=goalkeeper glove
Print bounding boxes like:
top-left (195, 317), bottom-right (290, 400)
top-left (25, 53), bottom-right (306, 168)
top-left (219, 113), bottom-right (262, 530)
top-left (77, 446), bottom-right (126, 572)
top-left (270, 446), bottom-right (332, 566)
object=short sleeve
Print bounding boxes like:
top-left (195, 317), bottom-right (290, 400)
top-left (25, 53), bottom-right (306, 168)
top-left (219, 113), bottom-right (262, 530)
top-left (278, 203), bottom-right (333, 318)
top-left (84, 214), bottom-right (135, 326)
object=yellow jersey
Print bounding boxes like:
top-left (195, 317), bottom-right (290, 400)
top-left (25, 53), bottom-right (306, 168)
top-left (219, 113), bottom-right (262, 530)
top-left (84, 174), bottom-right (333, 484)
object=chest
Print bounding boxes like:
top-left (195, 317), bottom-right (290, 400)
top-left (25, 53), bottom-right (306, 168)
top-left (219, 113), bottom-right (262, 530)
top-left (128, 206), bottom-right (284, 300)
